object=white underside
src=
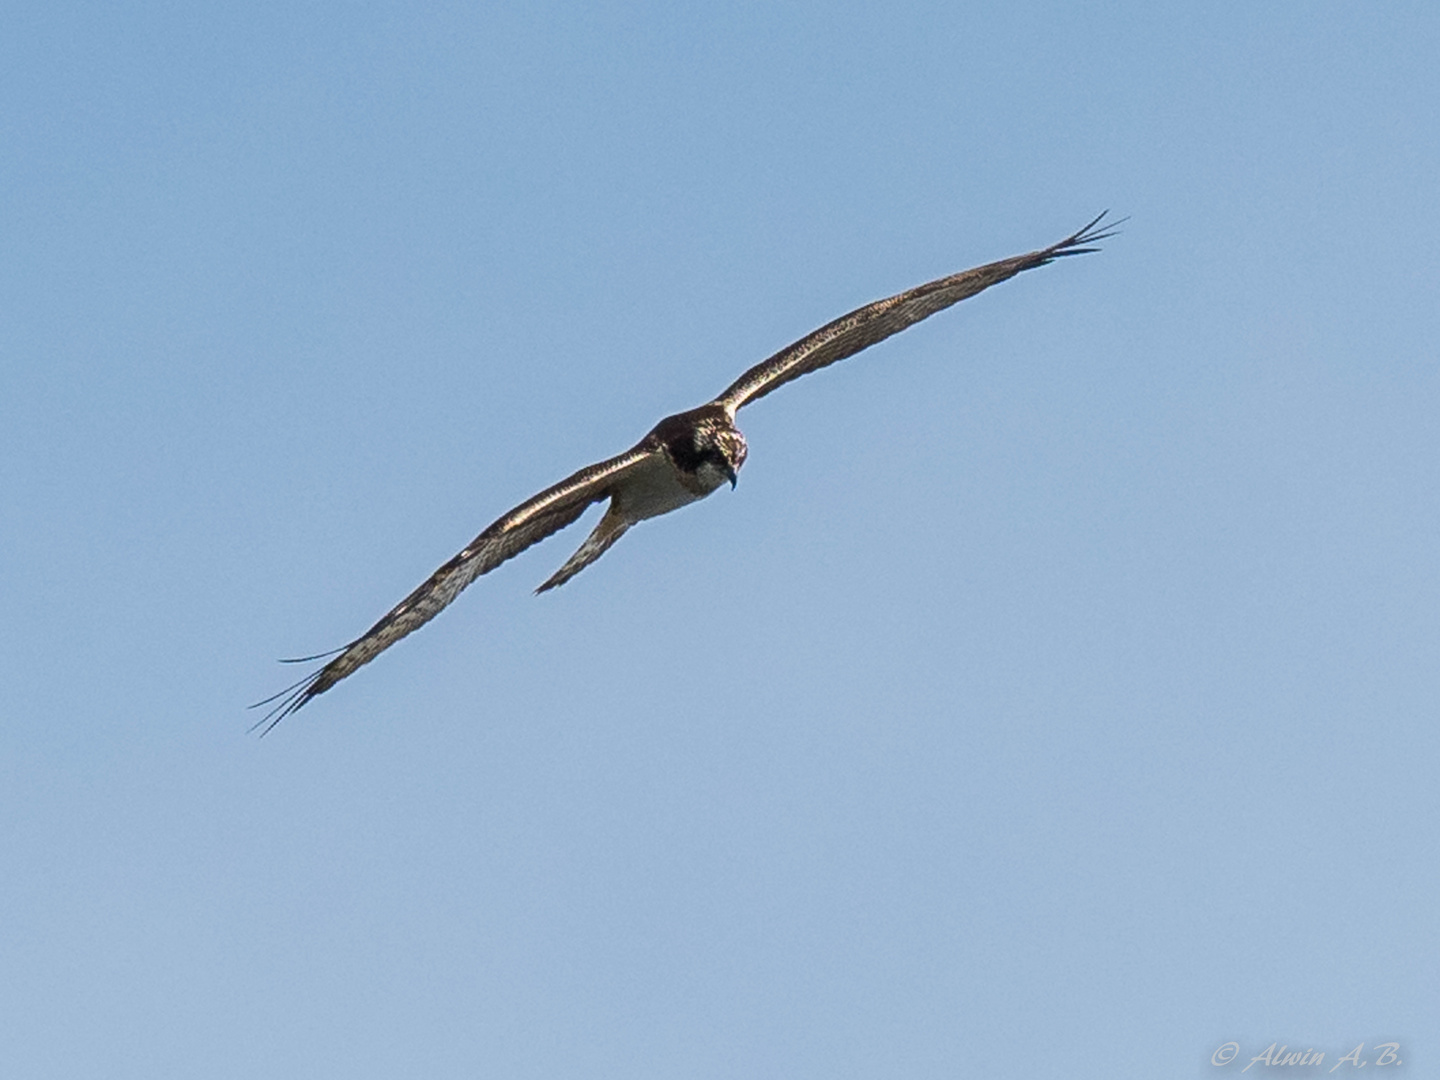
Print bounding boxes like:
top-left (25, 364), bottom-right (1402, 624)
top-left (615, 455), bottom-right (727, 522)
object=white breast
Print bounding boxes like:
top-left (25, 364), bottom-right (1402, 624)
top-left (615, 454), bottom-right (725, 522)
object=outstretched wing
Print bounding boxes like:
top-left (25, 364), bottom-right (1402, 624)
top-left (251, 443), bottom-right (659, 733)
top-left (712, 213), bottom-right (1119, 413)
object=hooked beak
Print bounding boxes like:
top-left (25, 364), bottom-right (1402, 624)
top-left (724, 465), bottom-right (738, 489)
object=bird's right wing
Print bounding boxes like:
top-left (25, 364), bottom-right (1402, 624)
top-left (251, 442), bottom-right (660, 733)
top-left (713, 213), bottom-right (1119, 413)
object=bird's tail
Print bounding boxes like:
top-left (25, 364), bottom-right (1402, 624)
top-left (535, 503), bottom-right (631, 593)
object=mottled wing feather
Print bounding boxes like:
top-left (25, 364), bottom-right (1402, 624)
top-left (251, 443), bottom-right (659, 732)
top-left (713, 213), bottom-right (1118, 412)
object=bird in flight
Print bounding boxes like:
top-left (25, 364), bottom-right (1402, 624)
top-left (253, 213), bottom-right (1118, 732)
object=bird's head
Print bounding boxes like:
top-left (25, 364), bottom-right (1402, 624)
top-left (699, 424), bottom-right (748, 489)
top-left (652, 406), bottom-right (749, 491)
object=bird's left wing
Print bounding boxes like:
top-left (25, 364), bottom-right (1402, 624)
top-left (251, 443), bottom-right (659, 733)
top-left (712, 213), bottom-right (1119, 413)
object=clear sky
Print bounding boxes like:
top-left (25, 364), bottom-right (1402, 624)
top-left (3, 3), bottom-right (1437, 1077)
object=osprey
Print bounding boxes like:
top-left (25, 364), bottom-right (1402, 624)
top-left (254, 214), bottom-right (1118, 731)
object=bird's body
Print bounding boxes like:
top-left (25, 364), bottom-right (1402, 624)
top-left (627, 406), bottom-right (748, 518)
top-left (534, 404), bottom-right (746, 593)
top-left (254, 214), bottom-right (1117, 731)
top-left (609, 448), bottom-right (711, 518)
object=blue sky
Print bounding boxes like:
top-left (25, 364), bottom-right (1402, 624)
top-left (3, 3), bottom-right (1437, 1077)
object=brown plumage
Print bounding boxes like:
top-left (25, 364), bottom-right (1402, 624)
top-left (253, 213), bottom-right (1118, 732)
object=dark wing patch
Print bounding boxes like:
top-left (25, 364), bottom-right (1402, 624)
top-left (251, 444), bottom-right (658, 733)
top-left (713, 212), bottom-right (1120, 412)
